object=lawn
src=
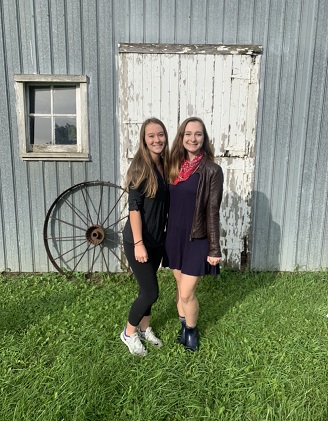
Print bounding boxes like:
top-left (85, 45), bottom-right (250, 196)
top-left (0, 269), bottom-right (327, 421)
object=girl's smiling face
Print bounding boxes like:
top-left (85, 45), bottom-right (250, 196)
top-left (183, 121), bottom-right (204, 160)
top-left (144, 123), bottom-right (166, 160)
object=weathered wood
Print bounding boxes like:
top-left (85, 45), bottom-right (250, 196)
top-left (118, 47), bottom-right (262, 268)
top-left (14, 74), bottom-right (88, 82)
top-left (118, 43), bottom-right (263, 56)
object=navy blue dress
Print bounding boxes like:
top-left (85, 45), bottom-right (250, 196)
top-left (164, 173), bottom-right (219, 277)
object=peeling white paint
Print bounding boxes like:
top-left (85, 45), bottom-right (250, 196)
top-left (118, 45), bottom-right (262, 268)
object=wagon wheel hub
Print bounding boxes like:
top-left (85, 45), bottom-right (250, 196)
top-left (85, 225), bottom-right (105, 245)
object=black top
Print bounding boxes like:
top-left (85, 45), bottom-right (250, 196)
top-left (122, 166), bottom-right (168, 247)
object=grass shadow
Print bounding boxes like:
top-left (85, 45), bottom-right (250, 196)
top-left (153, 268), bottom-right (279, 335)
top-left (198, 269), bottom-right (278, 332)
top-left (0, 274), bottom-right (85, 336)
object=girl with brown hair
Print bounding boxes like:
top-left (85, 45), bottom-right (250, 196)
top-left (164, 117), bottom-right (224, 351)
top-left (120, 118), bottom-right (169, 356)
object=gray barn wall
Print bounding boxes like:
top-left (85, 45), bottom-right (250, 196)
top-left (0, 0), bottom-right (327, 272)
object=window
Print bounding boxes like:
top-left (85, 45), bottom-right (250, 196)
top-left (14, 75), bottom-right (89, 161)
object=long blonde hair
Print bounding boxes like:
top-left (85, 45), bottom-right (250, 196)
top-left (126, 118), bottom-right (169, 198)
top-left (168, 117), bottom-right (214, 184)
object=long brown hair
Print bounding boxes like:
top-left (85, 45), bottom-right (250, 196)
top-left (125, 118), bottom-right (169, 198)
top-left (168, 117), bottom-right (214, 184)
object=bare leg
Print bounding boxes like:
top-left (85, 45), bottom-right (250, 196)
top-left (174, 270), bottom-right (200, 327)
top-left (125, 322), bottom-right (137, 336)
top-left (173, 269), bottom-right (184, 317)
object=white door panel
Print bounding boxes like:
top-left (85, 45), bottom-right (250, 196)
top-left (118, 44), bottom-right (262, 268)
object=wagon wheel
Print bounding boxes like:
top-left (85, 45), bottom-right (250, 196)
top-left (43, 180), bottom-right (131, 281)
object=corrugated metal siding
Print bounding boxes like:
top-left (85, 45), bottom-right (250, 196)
top-left (0, 0), bottom-right (118, 272)
top-left (0, 0), bottom-right (327, 271)
top-left (251, 0), bottom-right (328, 270)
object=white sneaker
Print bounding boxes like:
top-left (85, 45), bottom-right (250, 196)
top-left (120, 329), bottom-right (147, 356)
top-left (138, 327), bottom-right (163, 348)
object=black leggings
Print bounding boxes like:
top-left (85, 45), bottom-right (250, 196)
top-left (123, 240), bottom-right (163, 327)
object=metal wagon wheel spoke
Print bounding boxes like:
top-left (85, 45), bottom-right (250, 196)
top-left (43, 181), bottom-right (131, 281)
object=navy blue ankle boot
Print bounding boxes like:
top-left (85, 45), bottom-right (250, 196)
top-left (184, 326), bottom-right (198, 351)
top-left (177, 318), bottom-right (186, 345)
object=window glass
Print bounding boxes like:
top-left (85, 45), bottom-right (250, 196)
top-left (28, 85), bottom-right (77, 145)
top-left (15, 74), bottom-right (88, 160)
top-left (53, 86), bottom-right (76, 114)
top-left (55, 117), bottom-right (77, 145)
top-left (29, 87), bottom-right (51, 114)
top-left (30, 117), bottom-right (52, 144)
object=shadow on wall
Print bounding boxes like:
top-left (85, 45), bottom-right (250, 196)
top-left (250, 191), bottom-right (281, 271)
top-left (219, 190), bottom-right (281, 271)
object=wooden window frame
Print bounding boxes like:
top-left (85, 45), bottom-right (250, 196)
top-left (14, 74), bottom-right (89, 161)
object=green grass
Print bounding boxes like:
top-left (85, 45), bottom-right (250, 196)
top-left (0, 269), bottom-right (327, 421)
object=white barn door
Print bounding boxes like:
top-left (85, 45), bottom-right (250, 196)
top-left (118, 44), bottom-right (262, 268)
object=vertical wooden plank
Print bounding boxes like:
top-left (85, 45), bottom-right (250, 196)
top-left (179, 54), bottom-right (198, 120)
top-left (247, 55), bottom-right (261, 157)
top-left (211, 55), bottom-right (224, 153)
top-left (212, 54), bottom-right (233, 155)
top-left (202, 54), bottom-right (215, 138)
top-left (142, 53), bottom-right (153, 117)
top-left (127, 54), bottom-right (143, 159)
top-left (160, 54), bottom-right (179, 143)
top-left (143, 53), bottom-right (161, 118)
top-left (229, 55), bottom-right (249, 155)
top-left (193, 55), bottom-right (206, 118)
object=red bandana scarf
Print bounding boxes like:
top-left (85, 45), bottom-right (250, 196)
top-left (173, 152), bottom-right (204, 185)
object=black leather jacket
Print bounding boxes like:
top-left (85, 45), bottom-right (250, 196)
top-left (190, 154), bottom-right (224, 257)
